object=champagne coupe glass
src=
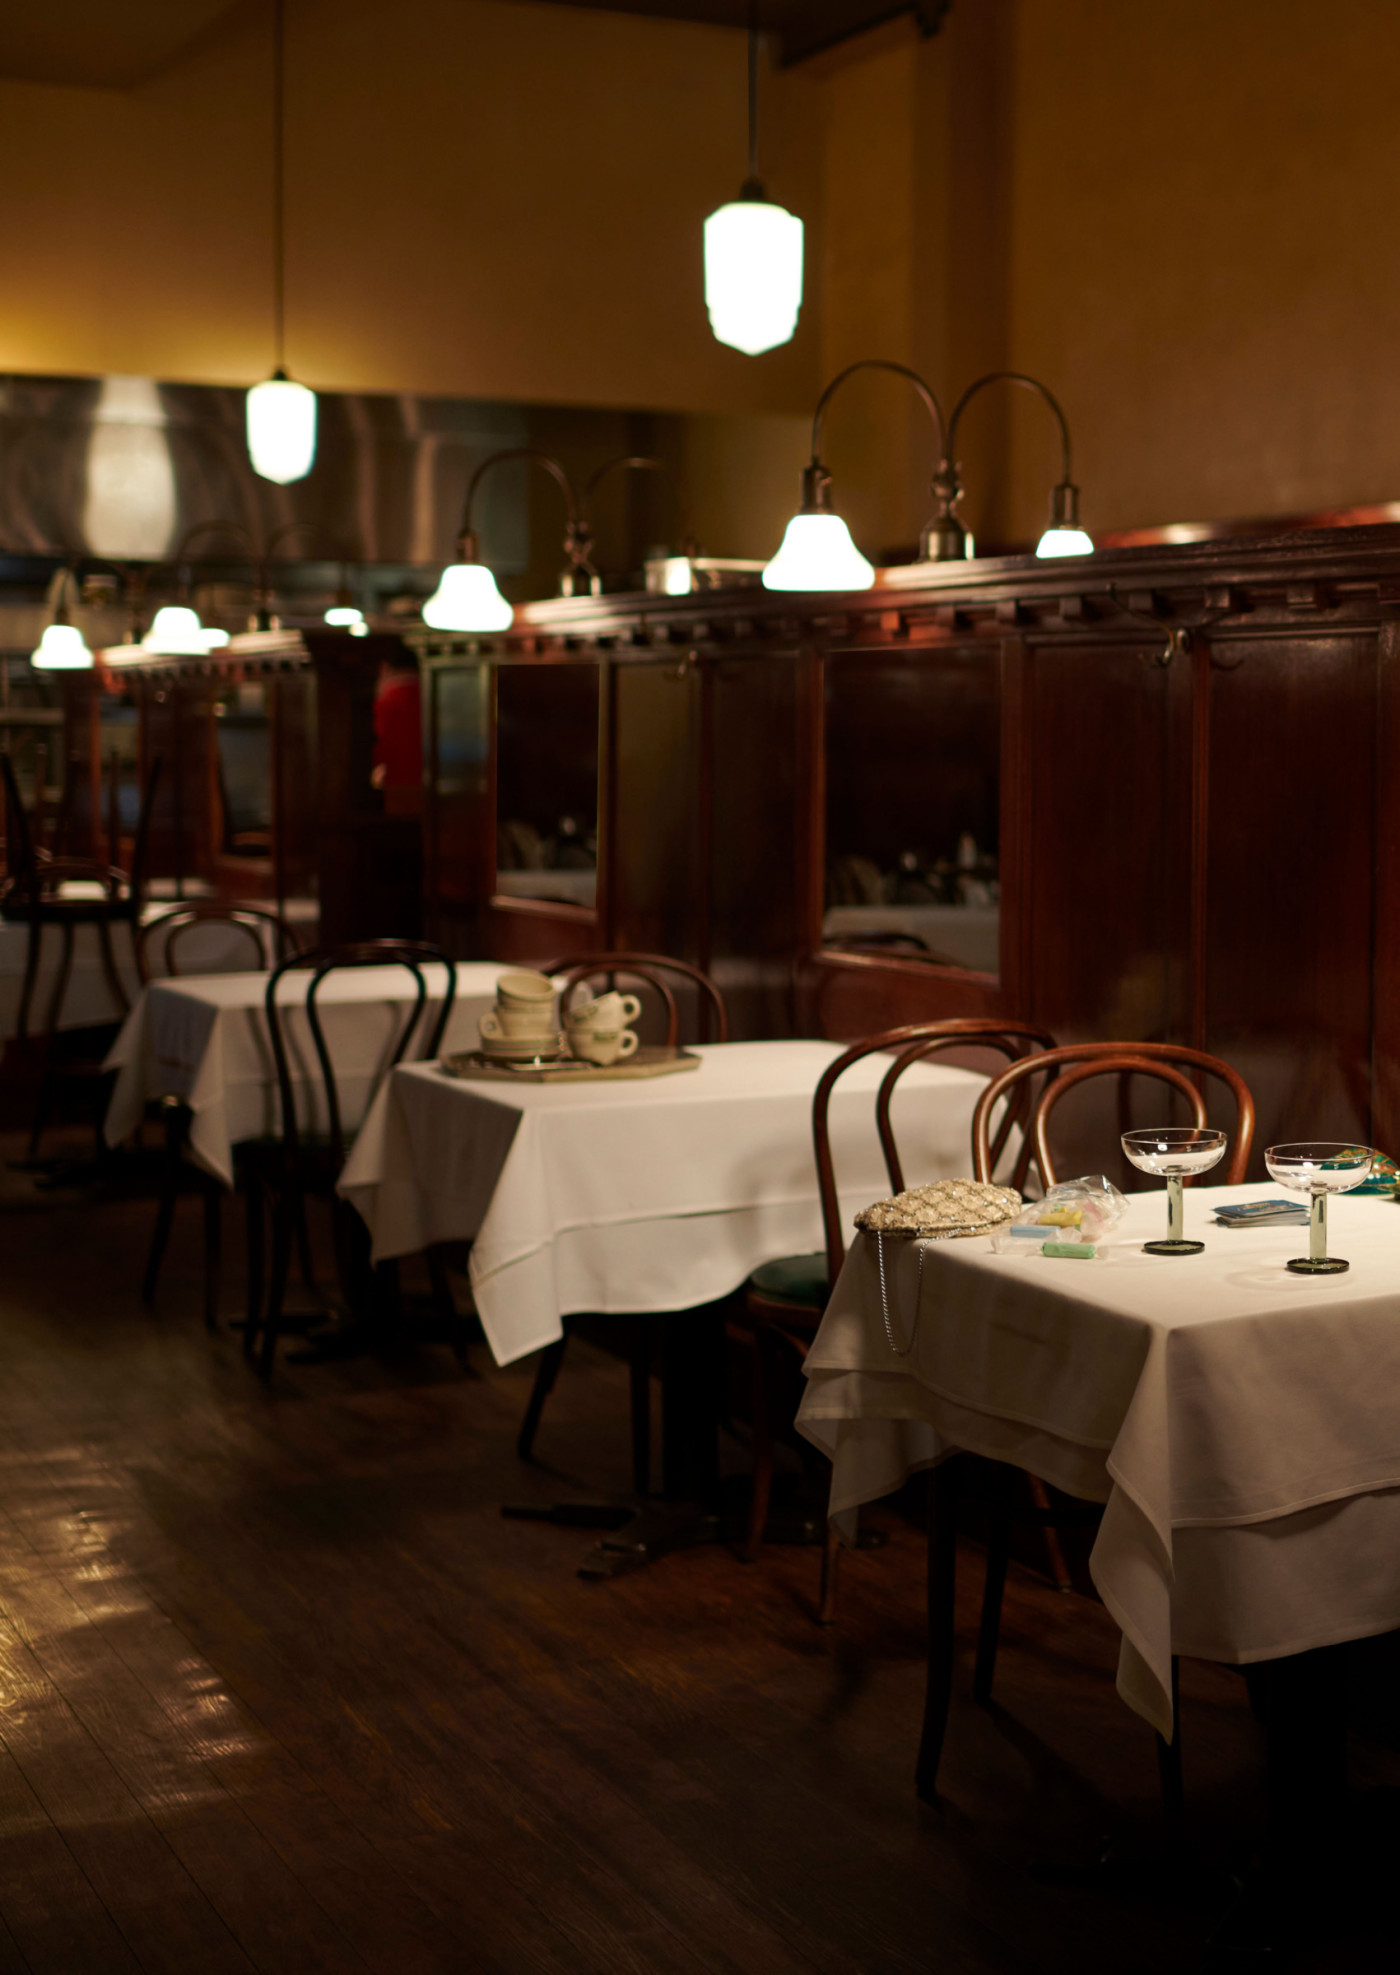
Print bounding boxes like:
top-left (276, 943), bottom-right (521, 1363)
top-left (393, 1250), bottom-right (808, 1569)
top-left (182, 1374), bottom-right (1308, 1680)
top-left (1263, 1143), bottom-right (1373, 1275)
top-left (1121, 1127), bottom-right (1228, 1255)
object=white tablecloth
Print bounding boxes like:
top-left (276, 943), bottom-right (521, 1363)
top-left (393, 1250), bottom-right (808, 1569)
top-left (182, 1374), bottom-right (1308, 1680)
top-left (338, 1040), bottom-right (990, 1367)
top-left (797, 1181), bottom-right (1400, 1738)
top-left (103, 962), bottom-right (505, 1186)
top-left (0, 897), bottom-right (320, 1042)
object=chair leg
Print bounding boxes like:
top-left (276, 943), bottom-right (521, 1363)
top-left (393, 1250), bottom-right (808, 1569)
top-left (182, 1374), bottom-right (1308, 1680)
top-left (973, 1493), bottom-right (1014, 1705)
top-left (15, 919), bottom-right (43, 1041)
top-left (517, 1334), bottom-right (568, 1462)
top-left (817, 1517), bottom-right (841, 1625)
top-left (743, 1329), bottom-right (775, 1562)
top-left (258, 1194), bottom-right (295, 1379)
top-left (201, 1183), bottom-right (222, 1331)
top-left (425, 1248), bottom-right (470, 1365)
top-left (28, 924), bottom-right (75, 1161)
top-left (628, 1320), bottom-right (651, 1497)
top-left (916, 1457), bottom-right (961, 1804)
top-left (293, 1196), bottom-right (320, 1298)
top-left (142, 1105), bottom-right (185, 1306)
top-left (1156, 1655), bottom-right (1184, 1824)
top-left (242, 1176), bottom-right (266, 1360)
top-left (94, 913), bottom-right (130, 1014)
top-left (1027, 1473), bottom-right (1074, 1591)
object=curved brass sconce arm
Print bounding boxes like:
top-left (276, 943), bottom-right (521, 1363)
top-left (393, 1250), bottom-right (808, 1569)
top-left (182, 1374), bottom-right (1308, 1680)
top-left (583, 455), bottom-right (697, 558)
top-left (801, 358), bottom-right (948, 518)
top-left (929, 370), bottom-right (1082, 561)
top-left (457, 447), bottom-right (592, 589)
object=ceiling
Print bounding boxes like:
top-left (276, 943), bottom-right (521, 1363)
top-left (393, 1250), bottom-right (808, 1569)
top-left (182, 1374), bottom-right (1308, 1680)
top-left (0, 0), bottom-right (239, 89)
top-left (0, 0), bottom-right (947, 89)
top-left (511, 1), bottom-right (951, 66)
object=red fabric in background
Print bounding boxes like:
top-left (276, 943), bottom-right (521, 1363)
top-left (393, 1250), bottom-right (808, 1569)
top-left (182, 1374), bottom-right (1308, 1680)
top-left (373, 672), bottom-right (423, 789)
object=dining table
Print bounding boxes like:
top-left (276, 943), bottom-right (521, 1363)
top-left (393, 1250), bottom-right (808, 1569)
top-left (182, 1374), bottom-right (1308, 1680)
top-left (337, 1038), bottom-right (993, 1367)
top-left (797, 1177), bottom-right (1400, 1939)
top-left (103, 961), bottom-right (506, 1184)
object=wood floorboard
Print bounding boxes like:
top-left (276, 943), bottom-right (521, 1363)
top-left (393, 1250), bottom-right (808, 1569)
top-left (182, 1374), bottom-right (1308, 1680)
top-left (0, 1135), bottom-right (1392, 1973)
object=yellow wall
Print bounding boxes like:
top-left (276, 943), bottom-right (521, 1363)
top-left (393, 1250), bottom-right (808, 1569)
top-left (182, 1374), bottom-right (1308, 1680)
top-left (0, 0), bottom-right (823, 417)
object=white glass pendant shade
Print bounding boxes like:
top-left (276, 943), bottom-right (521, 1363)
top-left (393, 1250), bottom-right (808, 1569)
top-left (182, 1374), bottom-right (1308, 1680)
top-left (1035, 525), bottom-right (1094, 558)
top-left (325, 605), bottom-right (365, 629)
top-left (422, 561), bottom-right (513, 633)
top-left (703, 200), bottom-right (804, 356)
top-left (246, 375), bottom-right (317, 484)
top-left (762, 512), bottom-right (874, 592)
top-left (31, 623), bottom-right (93, 670)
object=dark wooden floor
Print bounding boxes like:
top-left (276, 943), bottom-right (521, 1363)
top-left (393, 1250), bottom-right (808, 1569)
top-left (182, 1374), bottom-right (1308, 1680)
top-left (0, 1129), bottom-right (1393, 1973)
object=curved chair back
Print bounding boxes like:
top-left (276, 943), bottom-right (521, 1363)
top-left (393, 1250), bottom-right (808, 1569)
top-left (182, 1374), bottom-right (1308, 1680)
top-left (548, 950), bottom-right (728, 1046)
top-left (971, 1041), bottom-right (1256, 1191)
top-left (814, 1019), bottom-right (1057, 1285)
top-left (265, 939), bottom-right (457, 1167)
top-left (138, 901), bottom-right (303, 980)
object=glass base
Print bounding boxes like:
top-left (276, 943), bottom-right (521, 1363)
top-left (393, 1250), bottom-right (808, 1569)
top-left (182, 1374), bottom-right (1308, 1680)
top-left (1287, 1256), bottom-right (1349, 1275)
top-left (1144, 1239), bottom-right (1204, 1256)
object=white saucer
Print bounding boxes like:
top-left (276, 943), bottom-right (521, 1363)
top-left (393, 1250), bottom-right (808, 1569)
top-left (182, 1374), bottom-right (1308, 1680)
top-left (478, 1032), bottom-right (563, 1059)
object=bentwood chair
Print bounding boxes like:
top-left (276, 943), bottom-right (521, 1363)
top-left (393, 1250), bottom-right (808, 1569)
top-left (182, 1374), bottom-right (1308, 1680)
top-left (916, 1040), bottom-right (1256, 1811)
top-left (1, 751), bottom-right (161, 1157)
top-left (137, 903), bottom-right (304, 1331)
top-left (244, 940), bottom-right (460, 1378)
top-left (736, 1019), bottom-right (1056, 1621)
top-left (516, 953), bottom-right (730, 1493)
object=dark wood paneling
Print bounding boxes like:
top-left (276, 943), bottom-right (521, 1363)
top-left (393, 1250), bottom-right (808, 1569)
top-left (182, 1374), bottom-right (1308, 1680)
top-left (1204, 632), bottom-right (1376, 1162)
top-left (425, 660), bottom-right (494, 957)
top-left (611, 660), bottom-right (700, 961)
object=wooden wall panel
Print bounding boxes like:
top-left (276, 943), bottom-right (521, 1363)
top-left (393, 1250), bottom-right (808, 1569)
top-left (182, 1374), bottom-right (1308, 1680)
top-left (425, 660), bottom-right (493, 957)
top-left (611, 660), bottom-right (700, 963)
top-left (1204, 632), bottom-right (1376, 1165)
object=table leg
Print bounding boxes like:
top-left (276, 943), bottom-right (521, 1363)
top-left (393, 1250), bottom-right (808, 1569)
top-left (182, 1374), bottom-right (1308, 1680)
top-left (916, 1457), bottom-right (961, 1805)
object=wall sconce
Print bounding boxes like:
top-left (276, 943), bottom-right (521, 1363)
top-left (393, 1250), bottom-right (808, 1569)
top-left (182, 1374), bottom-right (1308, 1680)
top-left (928, 371), bottom-right (1092, 561)
top-left (703, 10), bottom-right (803, 355)
top-left (764, 358), bottom-right (947, 591)
top-left (324, 564), bottom-right (368, 635)
top-left (30, 569), bottom-right (93, 670)
top-left (424, 451), bottom-right (690, 632)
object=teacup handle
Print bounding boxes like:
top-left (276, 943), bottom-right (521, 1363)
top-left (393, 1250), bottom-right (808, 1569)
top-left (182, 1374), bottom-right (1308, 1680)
top-left (619, 995), bottom-right (641, 1024)
top-left (617, 1029), bottom-right (639, 1058)
top-left (479, 1011), bottom-right (502, 1038)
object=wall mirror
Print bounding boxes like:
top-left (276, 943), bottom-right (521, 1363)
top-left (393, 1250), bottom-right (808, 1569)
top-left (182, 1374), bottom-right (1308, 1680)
top-left (494, 662), bottom-right (600, 911)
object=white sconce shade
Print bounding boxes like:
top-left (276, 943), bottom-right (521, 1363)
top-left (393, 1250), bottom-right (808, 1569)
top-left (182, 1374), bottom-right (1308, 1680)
top-left (423, 561), bottom-right (514, 633)
top-left (762, 512), bottom-right (874, 593)
top-left (703, 200), bottom-right (804, 356)
top-left (1035, 525), bottom-right (1094, 559)
top-left (145, 604), bottom-right (228, 655)
top-left (246, 375), bottom-right (317, 483)
top-left (324, 605), bottom-right (365, 629)
top-left (659, 557), bottom-right (694, 596)
top-left (31, 623), bottom-right (93, 670)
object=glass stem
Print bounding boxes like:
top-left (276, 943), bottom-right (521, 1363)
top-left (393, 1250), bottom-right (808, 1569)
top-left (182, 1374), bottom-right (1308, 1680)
top-left (1310, 1190), bottom-right (1327, 1262)
top-left (1168, 1175), bottom-right (1184, 1243)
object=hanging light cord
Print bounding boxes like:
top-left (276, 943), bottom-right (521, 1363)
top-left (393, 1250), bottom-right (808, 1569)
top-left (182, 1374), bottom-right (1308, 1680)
top-left (743, 1), bottom-right (762, 197)
top-left (272, 0), bottom-right (286, 376)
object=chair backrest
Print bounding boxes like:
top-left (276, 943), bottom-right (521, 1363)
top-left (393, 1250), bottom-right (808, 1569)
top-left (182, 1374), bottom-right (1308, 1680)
top-left (264, 939), bottom-right (457, 1168)
top-left (124, 756), bottom-right (162, 913)
top-left (136, 901), bottom-right (303, 981)
top-left (813, 1019), bottom-right (1057, 1286)
top-left (971, 1041), bottom-right (1256, 1192)
top-left (547, 950), bottom-right (729, 1046)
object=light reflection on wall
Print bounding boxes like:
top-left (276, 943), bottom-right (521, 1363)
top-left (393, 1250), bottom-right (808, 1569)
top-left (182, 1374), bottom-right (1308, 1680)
top-left (82, 375), bottom-right (176, 559)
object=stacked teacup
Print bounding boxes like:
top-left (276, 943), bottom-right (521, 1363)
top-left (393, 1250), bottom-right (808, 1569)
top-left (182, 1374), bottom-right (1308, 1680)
top-left (564, 988), bottom-right (641, 1066)
top-left (478, 970), bottom-right (564, 1063)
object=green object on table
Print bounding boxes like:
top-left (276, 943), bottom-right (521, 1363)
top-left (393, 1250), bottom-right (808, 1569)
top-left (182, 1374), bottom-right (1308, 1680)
top-left (1355, 1151), bottom-right (1399, 1196)
top-left (1042, 1240), bottom-right (1096, 1259)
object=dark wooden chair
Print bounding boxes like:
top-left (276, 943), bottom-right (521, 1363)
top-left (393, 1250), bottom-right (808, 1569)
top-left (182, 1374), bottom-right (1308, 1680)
top-left (244, 940), bottom-right (460, 1378)
top-left (916, 1040), bottom-right (1256, 1810)
top-left (1, 750), bottom-right (161, 1157)
top-left (548, 950), bottom-right (729, 1047)
top-left (515, 952), bottom-right (730, 1494)
top-left (736, 1018), bottom-right (1056, 1621)
top-left (137, 903), bottom-right (305, 1331)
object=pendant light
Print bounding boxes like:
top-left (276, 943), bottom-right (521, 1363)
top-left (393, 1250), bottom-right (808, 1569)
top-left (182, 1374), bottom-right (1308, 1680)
top-left (247, 0), bottom-right (316, 483)
top-left (764, 359), bottom-right (947, 592)
top-left (30, 569), bottom-right (93, 670)
top-left (703, 6), bottom-right (803, 356)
